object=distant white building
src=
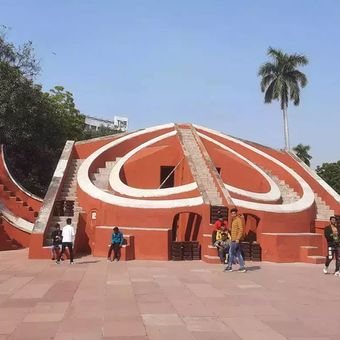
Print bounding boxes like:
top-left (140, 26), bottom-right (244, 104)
top-left (85, 115), bottom-right (128, 132)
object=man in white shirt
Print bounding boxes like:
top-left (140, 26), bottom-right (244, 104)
top-left (56, 218), bottom-right (75, 264)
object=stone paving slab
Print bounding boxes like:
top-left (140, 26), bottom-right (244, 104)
top-left (1, 249), bottom-right (340, 339)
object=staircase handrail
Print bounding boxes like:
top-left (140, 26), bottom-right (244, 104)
top-left (158, 157), bottom-right (184, 189)
top-left (32, 141), bottom-right (75, 235)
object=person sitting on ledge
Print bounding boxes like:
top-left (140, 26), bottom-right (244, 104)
top-left (214, 232), bottom-right (231, 264)
top-left (107, 227), bottom-right (124, 262)
top-left (212, 217), bottom-right (228, 245)
top-left (323, 216), bottom-right (340, 276)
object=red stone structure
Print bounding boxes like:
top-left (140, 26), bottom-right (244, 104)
top-left (1, 123), bottom-right (339, 263)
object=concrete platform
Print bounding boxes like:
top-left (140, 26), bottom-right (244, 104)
top-left (0, 249), bottom-right (339, 339)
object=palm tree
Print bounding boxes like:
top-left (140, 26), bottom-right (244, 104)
top-left (258, 47), bottom-right (308, 150)
top-left (293, 144), bottom-right (312, 166)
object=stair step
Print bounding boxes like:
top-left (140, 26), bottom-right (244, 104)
top-left (306, 255), bottom-right (325, 264)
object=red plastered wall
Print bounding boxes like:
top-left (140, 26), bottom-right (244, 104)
top-left (202, 139), bottom-right (271, 193)
top-left (0, 149), bottom-right (42, 212)
top-left (2, 219), bottom-right (30, 247)
top-left (197, 129), bottom-right (304, 198)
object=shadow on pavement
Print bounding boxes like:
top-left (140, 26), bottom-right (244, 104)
top-left (246, 265), bottom-right (261, 271)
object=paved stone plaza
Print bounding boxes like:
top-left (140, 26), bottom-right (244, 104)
top-left (0, 249), bottom-right (339, 340)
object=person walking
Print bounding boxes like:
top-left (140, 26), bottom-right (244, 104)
top-left (225, 208), bottom-right (246, 273)
top-left (323, 216), bottom-right (340, 276)
top-left (107, 227), bottom-right (124, 262)
top-left (56, 218), bottom-right (75, 264)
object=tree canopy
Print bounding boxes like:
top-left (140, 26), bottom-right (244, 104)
top-left (258, 47), bottom-right (308, 150)
top-left (0, 29), bottom-right (120, 196)
top-left (316, 161), bottom-right (340, 195)
top-left (293, 144), bottom-right (312, 167)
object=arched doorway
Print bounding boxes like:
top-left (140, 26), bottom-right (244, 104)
top-left (171, 212), bottom-right (202, 260)
top-left (242, 213), bottom-right (261, 261)
top-left (243, 213), bottom-right (260, 242)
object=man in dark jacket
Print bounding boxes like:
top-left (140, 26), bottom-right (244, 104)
top-left (51, 223), bottom-right (62, 260)
top-left (323, 216), bottom-right (340, 276)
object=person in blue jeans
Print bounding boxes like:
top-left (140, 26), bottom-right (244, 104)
top-left (227, 241), bottom-right (245, 271)
top-left (107, 227), bottom-right (124, 262)
top-left (224, 208), bottom-right (246, 272)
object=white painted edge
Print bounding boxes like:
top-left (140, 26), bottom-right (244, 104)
top-left (77, 123), bottom-right (204, 208)
top-left (197, 132), bottom-right (281, 202)
top-left (0, 203), bottom-right (34, 233)
top-left (54, 159), bottom-right (68, 178)
top-left (261, 232), bottom-right (320, 236)
top-left (194, 124), bottom-right (315, 213)
top-left (97, 226), bottom-right (171, 231)
top-left (288, 151), bottom-right (340, 203)
top-left (1, 145), bottom-right (43, 202)
top-left (109, 131), bottom-right (198, 197)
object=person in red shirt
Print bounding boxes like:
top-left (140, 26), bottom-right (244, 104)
top-left (214, 217), bottom-right (228, 230)
top-left (212, 218), bottom-right (228, 244)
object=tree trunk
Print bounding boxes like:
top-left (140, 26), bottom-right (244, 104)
top-left (282, 106), bottom-right (290, 151)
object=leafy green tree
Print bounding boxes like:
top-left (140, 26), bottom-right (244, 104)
top-left (0, 25), bottom-right (40, 78)
top-left (293, 144), bottom-right (312, 166)
top-left (258, 47), bottom-right (308, 150)
top-left (45, 86), bottom-right (87, 142)
top-left (316, 161), bottom-right (340, 194)
top-left (0, 29), bottom-right (82, 195)
top-left (84, 124), bottom-right (123, 139)
top-left (0, 29), bottom-right (122, 196)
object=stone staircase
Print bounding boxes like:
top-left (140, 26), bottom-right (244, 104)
top-left (177, 127), bottom-right (222, 206)
top-left (90, 158), bottom-right (121, 190)
top-left (300, 245), bottom-right (324, 264)
top-left (260, 168), bottom-right (300, 203)
top-left (314, 193), bottom-right (334, 221)
top-left (45, 159), bottom-right (84, 246)
top-left (0, 179), bottom-right (38, 223)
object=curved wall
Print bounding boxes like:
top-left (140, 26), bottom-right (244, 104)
top-left (0, 146), bottom-right (43, 212)
top-left (202, 140), bottom-right (271, 194)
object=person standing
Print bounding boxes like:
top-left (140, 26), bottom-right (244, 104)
top-left (107, 227), bottom-right (124, 262)
top-left (225, 208), bottom-right (246, 273)
top-left (51, 223), bottom-right (62, 260)
top-left (323, 216), bottom-right (340, 276)
top-left (56, 218), bottom-right (75, 264)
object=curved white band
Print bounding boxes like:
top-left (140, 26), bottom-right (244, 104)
top-left (109, 131), bottom-right (198, 197)
top-left (194, 125), bottom-right (315, 213)
top-left (78, 124), bottom-right (203, 208)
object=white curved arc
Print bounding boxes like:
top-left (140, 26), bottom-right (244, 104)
top-left (0, 203), bottom-right (33, 233)
top-left (77, 123), bottom-right (203, 208)
top-left (109, 131), bottom-right (198, 197)
top-left (197, 133), bottom-right (281, 202)
top-left (194, 125), bottom-right (315, 213)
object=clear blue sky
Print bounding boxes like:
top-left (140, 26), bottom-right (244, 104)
top-left (1, 0), bottom-right (339, 168)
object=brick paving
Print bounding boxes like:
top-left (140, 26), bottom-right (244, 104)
top-left (0, 249), bottom-right (339, 339)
